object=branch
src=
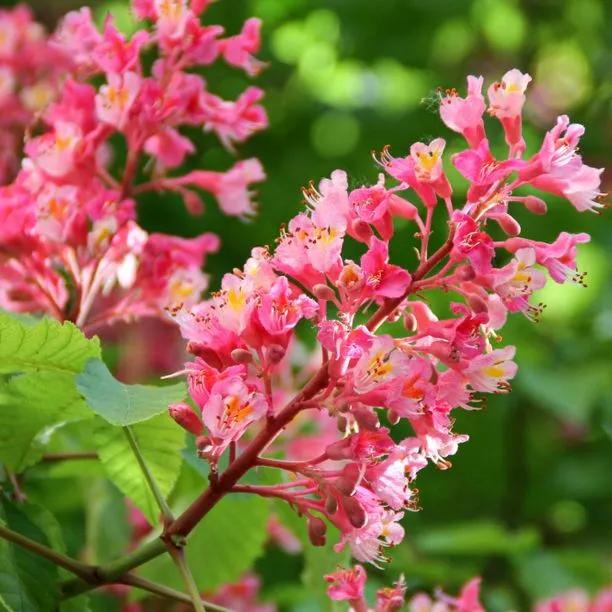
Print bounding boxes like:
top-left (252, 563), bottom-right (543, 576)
top-left (0, 524), bottom-right (95, 583)
top-left (41, 452), bottom-right (98, 462)
top-left (55, 223), bottom-right (458, 596)
top-left (120, 574), bottom-right (229, 611)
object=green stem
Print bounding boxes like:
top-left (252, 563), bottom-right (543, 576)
top-left (123, 426), bottom-right (174, 524)
top-left (0, 524), bottom-right (95, 583)
top-left (120, 574), bottom-right (227, 611)
top-left (61, 538), bottom-right (168, 598)
top-left (168, 547), bottom-right (206, 612)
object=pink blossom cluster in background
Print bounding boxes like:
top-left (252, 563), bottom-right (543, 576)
top-left (325, 564), bottom-right (483, 611)
top-left (0, 5), bottom-right (73, 184)
top-left (168, 66), bottom-right (603, 567)
top-left (0, 0), bottom-right (267, 331)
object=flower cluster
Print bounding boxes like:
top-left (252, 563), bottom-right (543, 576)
top-left (169, 68), bottom-right (603, 565)
top-left (0, 5), bottom-right (72, 184)
top-left (325, 565), bottom-right (483, 612)
top-left (535, 587), bottom-right (612, 612)
top-left (0, 0), bottom-right (267, 330)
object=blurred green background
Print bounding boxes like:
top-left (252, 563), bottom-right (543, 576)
top-left (11, 0), bottom-right (612, 609)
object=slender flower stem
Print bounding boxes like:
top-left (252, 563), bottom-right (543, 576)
top-left (120, 574), bottom-right (228, 611)
top-left (124, 426), bottom-right (174, 525)
top-left (232, 484), bottom-right (322, 511)
top-left (0, 524), bottom-right (95, 583)
top-left (256, 455), bottom-right (326, 473)
top-left (168, 547), bottom-right (206, 612)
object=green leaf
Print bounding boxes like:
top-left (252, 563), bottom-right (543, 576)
top-left (302, 532), bottom-right (349, 611)
top-left (0, 314), bottom-right (100, 375)
top-left (93, 415), bottom-right (185, 525)
top-left (0, 372), bottom-right (92, 471)
top-left (140, 494), bottom-right (269, 593)
top-left (0, 496), bottom-right (59, 612)
top-left (77, 359), bottom-right (187, 426)
top-left (0, 314), bottom-right (100, 471)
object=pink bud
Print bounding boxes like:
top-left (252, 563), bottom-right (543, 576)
top-left (466, 294), bottom-right (488, 314)
top-left (187, 343), bottom-right (222, 369)
top-left (182, 189), bottom-right (205, 216)
top-left (403, 313), bottom-right (417, 333)
top-left (523, 195), bottom-right (547, 215)
top-left (351, 219), bottom-right (373, 242)
top-left (325, 438), bottom-right (351, 461)
top-left (267, 344), bottom-right (286, 364)
top-left (455, 264), bottom-right (476, 281)
top-left (325, 495), bottom-right (338, 515)
top-left (387, 409), bottom-right (400, 425)
top-left (335, 463), bottom-right (361, 496)
top-left (340, 495), bottom-right (367, 529)
top-left (496, 213), bottom-right (521, 236)
top-left (231, 348), bottom-right (253, 364)
top-left (307, 516), bottom-right (327, 546)
top-left (313, 284), bottom-right (337, 301)
top-left (169, 402), bottom-right (203, 435)
top-left (389, 194), bottom-right (418, 220)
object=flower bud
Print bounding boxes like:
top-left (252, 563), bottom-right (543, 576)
top-left (351, 219), bottom-right (373, 242)
top-left (455, 264), bottom-right (475, 281)
top-left (313, 284), bottom-right (337, 301)
top-left (325, 494), bottom-right (338, 515)
top-left (231, 348), bottom-right (253, 364)
top-left (496, 213), bottom-right (521, 236)
top-left (523, 195), bottom-right (547, 215)
top-left (335, 463), bottom-right (361, 496)
top-left (340, 495), bottom-right (367, 529)
top-left (325, 437), bottom-right (351, 461)
top-left (387, 408), bottom-right (400, 425)
top-left (186, 342), bottom-right (222, 369)
top-left (267, 344), bottom-right (286, 364)
top-left (403, 313), bottom-right (417, 333)
top-left (182, 189), bottom-right (205, 216)
top-left (466, 293), bottom-right (488, 314)
top-left (168, 402), bottom-right (203, 435)
top-left (389, 194), bottom-right (418, 220)
top-left (307, 516), bottom-right (327, 546)
top-left (195, 435), bottom-right (212, 452)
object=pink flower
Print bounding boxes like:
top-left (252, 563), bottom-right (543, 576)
top-left (439, 75), bottom-right (486, 149)
top-left (144, 127), bottom-right (195, 170)
top-left (175, 158), bottom-right (265, 217)
top-left (325, 565), bottom-right (367, 603)
top-left (410, 138), bottom-right (452, 198)
top-left (360, 237), bottom-right (411, 299)
top-left (93, 16), bottom-right (149, 74)
top-left (375, 576), bottom-right (407, 612)
top-left (451, 211), bottom-right (495, 274)
top-left (202, 86), bottom-right (268, 151)
top-left (463, 346), bottom-right (517, 393)
top-left (26, 121), bottom-right (82, 177)
top-left (200, 376), bottom-right (268, 461)
top-left (220, 18), bottom-right (265, 76)
top-left (503, 232), bottom-right (590, 285)
top-left (256, 276), bottom-right (318, 340)
top-left (452, 139), bottom-right (524, 203)
top-left (491, 247), bottom-right (547, 316)
top-left (96, 71), bottom-right (141, 128)
top-left (348, 335), bottom-right (411, 404)
top-left (487, 69), bottom-right (532, 154)
top-left (520, 115), bottom-right (605, 212)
